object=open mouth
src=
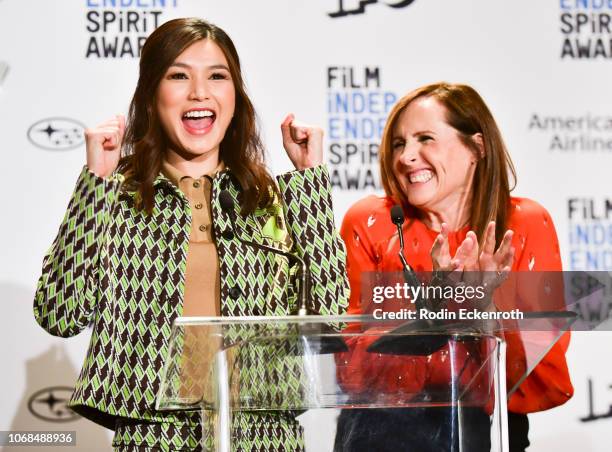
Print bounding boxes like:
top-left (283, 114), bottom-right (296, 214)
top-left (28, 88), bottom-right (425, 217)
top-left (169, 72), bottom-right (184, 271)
top-left (182, 109), bottom-right (215, 134)
top-left (408, 169), bottom-right (434, 184)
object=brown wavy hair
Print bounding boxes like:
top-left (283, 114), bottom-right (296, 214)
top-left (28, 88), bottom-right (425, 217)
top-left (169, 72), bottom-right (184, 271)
top-left (380, 82), bottom-right (517, 246)
top-left (118, 17), bottom-right (275, 214)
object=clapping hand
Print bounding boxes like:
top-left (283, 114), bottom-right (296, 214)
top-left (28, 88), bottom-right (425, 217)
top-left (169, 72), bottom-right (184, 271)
top-left (430, 221), bottom-right (515, 303)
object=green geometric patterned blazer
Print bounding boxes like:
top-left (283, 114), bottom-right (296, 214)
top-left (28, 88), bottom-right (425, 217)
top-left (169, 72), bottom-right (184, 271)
top-left (34, 164), bottom-right (349, 450)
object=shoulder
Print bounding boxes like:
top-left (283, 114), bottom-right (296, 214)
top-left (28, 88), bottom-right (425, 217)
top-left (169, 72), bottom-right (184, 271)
top-left (341, 195), bottom-right (399, 239)
top-left (508, 197), bottom-right (555, 229)
top-left (508, 197), bottom-right (556, 235)
top-left (343, 195), bottom-right (394, 225)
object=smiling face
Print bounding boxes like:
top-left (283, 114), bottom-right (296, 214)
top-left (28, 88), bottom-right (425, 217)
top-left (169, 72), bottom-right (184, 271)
top-left (156, 39), bottom-right (236, 161)
top-left (392, 96), bottom-right (480, 218)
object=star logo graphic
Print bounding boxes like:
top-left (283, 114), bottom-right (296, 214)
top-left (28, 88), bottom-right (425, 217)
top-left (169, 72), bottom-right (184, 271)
top-left (27, 387), bottom-right (80, 422)
top-left (27, 118), bottom-right (86, 151)
top-left (39, 124), bottom-right (60, 139)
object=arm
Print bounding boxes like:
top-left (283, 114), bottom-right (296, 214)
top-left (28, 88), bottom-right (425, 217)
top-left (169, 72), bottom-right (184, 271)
top-left (340, 198), bottom-right (380, 315)
top-left (278, 114), bottom-right (348, 315)
top-left (34, 167), bottom-right (123, 337)
top-left (276, 165), bottom-right (349, 315)
top-left (34, 115), bottom-right (125, 337)
top-left (506, 199), bottom-right (574, 413)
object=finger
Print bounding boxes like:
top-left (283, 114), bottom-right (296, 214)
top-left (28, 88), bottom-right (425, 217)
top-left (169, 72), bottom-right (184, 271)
top-left (440, 222), bottom-right (449, 238)
top-left (97, 127), bottom-right (120, 150)
top-left (280, 113), bottom-right (295, 144)
top-left (98, 117), bottom-right (121, 129)
top-left (430, 234), bottom-right (443, 255)
top-left (454, 235), bottom-right (474, 264)
top-left (290, 120), bottom-right (309, 144)
top-left (102, 134), bottom-right (119, 150)
top-left (463, 231), bottom-right (481, 282)
top-left (308, 126), bottom-right (323, 144)
top-left (439, 223), bottom-right (450, 256)
top-left (86, 126), bottom-right (117, 141)
top-left (494, 229), bottom-right (514, 260)
top-left (462, 231), bottom-right (480, 268)
top-left (430, 234), bottom-right (446, 267)
top-left (431, 227), bottom-right (452, 269)
top-left (482, 221), bottom-right (496, 256)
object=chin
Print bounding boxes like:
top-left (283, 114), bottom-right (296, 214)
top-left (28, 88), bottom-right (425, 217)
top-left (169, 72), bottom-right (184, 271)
top-left (404, 191), bottom-right (431, 206)
top-left (177, 138), bottom-right (217, 155)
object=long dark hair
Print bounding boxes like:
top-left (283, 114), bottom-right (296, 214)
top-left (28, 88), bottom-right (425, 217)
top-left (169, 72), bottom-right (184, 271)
top-left (379, 82), bottom-right (517, 246)
top-left (118, 18), bottom-right (275, 214)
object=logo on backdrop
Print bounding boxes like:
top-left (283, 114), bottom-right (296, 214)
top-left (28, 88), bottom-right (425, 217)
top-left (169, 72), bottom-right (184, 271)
top-left (581, 378), bottom-right (612, 422)
top-left (326, 66), bottom-right (397, 190)
top-left (328, 0), bottom-right (416, 18)
top-left (27, 118), bottom-right (86, 151)
top-left (568, 197), bottom-right (612, 270)
top-left (28, 387), bottom-right (79, 422)
top-left (560, 1), bottom-right (612, 59)
top-left (528, 113), bottom-right (612, 153)
top-left (85, 0), bottom-right (179, 58)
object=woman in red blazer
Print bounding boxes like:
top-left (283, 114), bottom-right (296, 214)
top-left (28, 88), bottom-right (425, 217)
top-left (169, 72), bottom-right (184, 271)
top-left (335, 82), bottom-right (573, 452)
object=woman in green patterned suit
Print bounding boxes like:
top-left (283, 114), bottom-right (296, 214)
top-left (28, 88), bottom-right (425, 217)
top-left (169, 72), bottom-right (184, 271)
top-left (34, 18), bottom-right (349, 451)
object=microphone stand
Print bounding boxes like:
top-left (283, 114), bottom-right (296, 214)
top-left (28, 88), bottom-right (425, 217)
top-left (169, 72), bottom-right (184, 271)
top-left (368, 205), bottom-right (449, 356)
top-left (219, 190), bottom-right (311, 315)
top-left (218, 190), bottom-right (347, 354)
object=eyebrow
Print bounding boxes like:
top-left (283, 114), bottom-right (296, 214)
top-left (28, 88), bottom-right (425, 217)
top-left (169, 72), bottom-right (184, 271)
top-left (391, 130), bottom-right (435, 140)
top-left (168, 62), bottom-right (230, 71)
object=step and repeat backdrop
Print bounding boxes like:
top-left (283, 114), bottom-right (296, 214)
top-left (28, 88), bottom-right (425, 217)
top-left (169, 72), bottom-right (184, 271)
top-left (1, 0), bottom-right (611, 450)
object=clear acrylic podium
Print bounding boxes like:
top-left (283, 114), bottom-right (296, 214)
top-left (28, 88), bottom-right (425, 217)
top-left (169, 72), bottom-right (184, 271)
top-left (156, 314), bottom-right (573, 451)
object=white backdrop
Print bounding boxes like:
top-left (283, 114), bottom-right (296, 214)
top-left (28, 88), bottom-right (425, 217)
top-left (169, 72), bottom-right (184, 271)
top-left (1, 0), bottom-right (611, 450)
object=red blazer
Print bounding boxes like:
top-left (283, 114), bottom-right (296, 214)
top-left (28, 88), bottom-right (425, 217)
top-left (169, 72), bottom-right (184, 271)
top-left (338, 195), bottom-right (573, 413)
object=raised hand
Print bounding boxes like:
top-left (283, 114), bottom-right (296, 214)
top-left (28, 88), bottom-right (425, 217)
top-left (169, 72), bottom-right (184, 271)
top-left (430, 221), bottom-right (515, 301)
top-left (478, 221), bottom-right (514, 274)
top-left (85, 115), bottom-right (125, 178)
top-left (280, 113), bottom-right (323, 171)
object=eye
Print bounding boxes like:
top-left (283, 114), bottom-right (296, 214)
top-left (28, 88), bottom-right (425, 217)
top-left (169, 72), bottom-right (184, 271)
top-left (418, 135), bottom-right (433, 143)
top-left (210, 71), bottom-right (230, 80)
top-left (392, 140), bottom-right (405, 150)
top-left (168, 72), bottom-right (188, 80)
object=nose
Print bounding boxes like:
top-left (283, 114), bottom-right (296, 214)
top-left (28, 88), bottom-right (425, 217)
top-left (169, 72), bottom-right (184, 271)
top-left (398, 142), bottom-right (418, 165)
top-left (188, 77), bottom-right (209, 101)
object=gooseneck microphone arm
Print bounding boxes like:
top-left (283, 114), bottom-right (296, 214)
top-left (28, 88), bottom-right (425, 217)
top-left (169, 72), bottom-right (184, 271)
top-left (219, 190), bottom-right (311, 316)
top-left (390, 205), bottom-right (423, 309)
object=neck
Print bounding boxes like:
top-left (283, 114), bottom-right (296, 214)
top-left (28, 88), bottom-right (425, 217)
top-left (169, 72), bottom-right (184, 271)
top-left (165, 147), bottom-right (219, 178)
top-left (419, 191), bottom-right (473, 232)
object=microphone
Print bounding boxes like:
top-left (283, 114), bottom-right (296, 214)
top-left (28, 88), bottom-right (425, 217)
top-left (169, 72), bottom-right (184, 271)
top-left (390, 205), bottom-right (421, 300)
top-left (219, 190), bottom-right (312, 316)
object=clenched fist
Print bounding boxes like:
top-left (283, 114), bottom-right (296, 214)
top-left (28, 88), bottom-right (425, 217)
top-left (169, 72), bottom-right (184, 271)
top-left (280, 113), bottom-right (324, 171)
top-left (85, 115), bottom-right (125, 178)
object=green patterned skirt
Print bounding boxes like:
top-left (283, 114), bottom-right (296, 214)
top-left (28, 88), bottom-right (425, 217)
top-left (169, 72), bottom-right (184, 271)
top-left (112, 411), bottom-right (305, 452)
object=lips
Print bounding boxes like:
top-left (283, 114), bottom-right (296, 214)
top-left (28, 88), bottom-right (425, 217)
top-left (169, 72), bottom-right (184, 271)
top-left (181, 108), bottom-right (215, 135)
